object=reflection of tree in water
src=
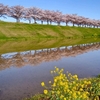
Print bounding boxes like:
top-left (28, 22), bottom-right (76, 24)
top-left (11, 52), bottom-right (25, 67)
top-left (0, 42), bottom-right (100, 70)
top-left (0, 54), bottom-right (10, 70)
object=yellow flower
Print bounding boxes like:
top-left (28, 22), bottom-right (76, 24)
top-left (57, 91), bottom-right (60, 94)
top-left (60, 81), bottom-right (63, 86)
top-left (88, 81), bottom-right (91, 84)
top-left (41, 82), bottom-right (45, 86)
top-left (76, 78), bottom-right (78, 80)
top-left (56, 68), bottom-right (59, 71)
top-left (73, 75), bottom-right (78, 80)
top-left (80, 88), bottom-right (83, 91)
top-left (52, 83), bottom-right (56, 87)
top-left (52, 91), bottom-right (54, 94)
top-left (74, 75), bottom-right (78, 78)
top-left (69, 91), bottom-right (72, 94)
top-left (73, 92), bottom-right (76, 96)
top-left (84, 81), bottom-right (87, 84)
top-left (81, 84), bottom-right (84, 88)
top-left (64, 98), bottom-right (66, 100)
top-left (44, 90), bottom-right (48, 94)
top-left (77, 91), bottom-right (80, 95)
top-left (64, 89), bottom-right (66, 92)
top-left (61, 68), bottom-right (64, 72)
top-left (54, 78), bottom-right (57, 82)
top-left (67, 89), bottom-right (70, 92)
top-left (60, 95), bottom-right (64, 99)
top-left (85, 92), bottom-right (89, 95)
top-left (65, 85), bottom-right (68, 89)
top-left (82, 93), bottom-right (87, 99)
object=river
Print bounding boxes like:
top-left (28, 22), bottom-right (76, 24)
top-left (0, 39), bottom-right (100, 100)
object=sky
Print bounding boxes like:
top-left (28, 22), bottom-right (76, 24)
top-left (0, 0), bottom-right (100, 22)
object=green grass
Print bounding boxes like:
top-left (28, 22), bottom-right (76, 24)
top-left (0, 21), bottom-right (100, 39)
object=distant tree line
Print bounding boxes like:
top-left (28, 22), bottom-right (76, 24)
top-left (0, 3), bottom-right (100, 28)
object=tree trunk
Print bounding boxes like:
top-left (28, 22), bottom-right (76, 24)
top-left (57, 22), bottom-right (60, 26)
top-left (50, 21), bottom-right (52, 25)
top-left (73, 23), bottom-right (74, 27)
top-left (78, 24), bottom-right (79, 27)
top-left (47, 20), bottom-right (49, 24)
top-left (66, 21), bottom-right (68, 26)
top-left (41, 20), bottom-right (43, 24)
top-left (66, 22), bottom-right (68, 26)
top-left (16, 18), bottom-right (20, 23)
top-left (34, 18), bottom-right (36, 24)
top-left (29, 19), bottom-right (31, 24)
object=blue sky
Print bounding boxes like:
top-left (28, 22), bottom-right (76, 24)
top-left (0, 0), bottom-right (100, 22)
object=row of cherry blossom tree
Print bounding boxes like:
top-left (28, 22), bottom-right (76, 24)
top-left (0, 3), bottom-right (100, 28)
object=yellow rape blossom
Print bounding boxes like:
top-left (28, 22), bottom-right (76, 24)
top-left (57, 91), bottom-right (60, 95)
top-left (41, 82), bottom-right (45, 86)
top-left (64, 98), bottom-right (66, 100)
top-left (44, 90), bottom-right (48, 94)
top-left (60, 95), bottom-right (64, 99)
top-left (56, 67), bottom-right (59, 72)
top-left (40, 67), bottom-right (99, 100)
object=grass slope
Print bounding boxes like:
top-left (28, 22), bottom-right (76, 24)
top-left (0, 21), bottom-right (100, 39)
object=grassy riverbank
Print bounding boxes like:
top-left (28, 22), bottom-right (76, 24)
top-left (0, 21), bottom-right (100, 40)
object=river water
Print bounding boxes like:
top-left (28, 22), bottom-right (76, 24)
top-left (0, 42), bottom-right (100, 100)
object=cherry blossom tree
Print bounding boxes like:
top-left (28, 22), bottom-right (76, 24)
top-left (38, 9), bottom-right (46, 24)
top-left (76, 16), bottom-right (86, 27)
top-left (76, 16), bottom-right (87, 27)
top-left (96, 20), bottom-right (100, 28)
top-left (70, 14), bottom-right (79, 26)
top-left (50, 10), bottom-right (59, 24)
top-left (54, 11), bottom-right (62, 25)
top-left (30, 7), bottom-right (41, 23)
top-left (8, 5), bottom-right (24, 22)
top-left (44, 10), bottom-right (50, 24)
top-left (38, 10), bottom-right (56, 25)
top-left (50, 11), bottom-right (60, 24)
top-left (0, 3), bottom-right (9, 18)
top-left (74, 16), bottom-right (83, 27)
top-left (85, 18), bottom-right (92, 27)
top-left (0, 3), bottom-right (100, 29)
top-left (43, 10), bottom-right (54, 24)
top-left (63, 14), bottom-right (72, 26)
top-left (23, 7), bottom-right (33, 24)
top-left (91, 19), bottom-right (97, 28)
top-left (93, 20), bottom-right (100, 28)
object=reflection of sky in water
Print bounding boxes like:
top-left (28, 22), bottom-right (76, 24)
top-left (1, 51), bottom-right (34, 58)
top-left (1, 47), bottom-right (68, 59)
top-left (1, 52), bottom-right (18, 58)
top-left (0, 42), bottom-right (100, 100)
